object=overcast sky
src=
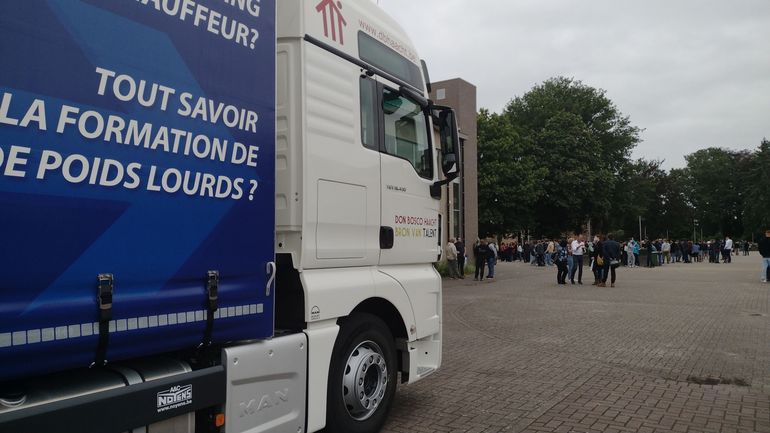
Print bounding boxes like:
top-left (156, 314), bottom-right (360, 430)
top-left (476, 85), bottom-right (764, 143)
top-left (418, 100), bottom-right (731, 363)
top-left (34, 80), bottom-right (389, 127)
top-left (377, 0), bottom-right (770, 168)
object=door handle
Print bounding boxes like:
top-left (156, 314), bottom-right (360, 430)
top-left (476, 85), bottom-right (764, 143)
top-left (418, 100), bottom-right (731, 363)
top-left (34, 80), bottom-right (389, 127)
top-left (380, 226), bottom-right (394, 249)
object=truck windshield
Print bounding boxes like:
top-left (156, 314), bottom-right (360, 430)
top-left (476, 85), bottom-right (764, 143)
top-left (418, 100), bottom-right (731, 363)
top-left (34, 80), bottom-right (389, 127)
top-left (358, 32), bottom-right (424, 91)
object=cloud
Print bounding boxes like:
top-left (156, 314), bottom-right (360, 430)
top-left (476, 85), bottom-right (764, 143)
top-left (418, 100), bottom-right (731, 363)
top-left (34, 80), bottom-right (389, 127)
top-left (377, 0), bottom-right (770, 168)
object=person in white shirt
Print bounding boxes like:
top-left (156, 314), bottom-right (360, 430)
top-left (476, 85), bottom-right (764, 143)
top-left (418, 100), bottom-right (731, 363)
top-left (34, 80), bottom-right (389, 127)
top-left (662, 240), bottom-right (671, 264)
top-left (625, 242), bottom-right (635, 267)
top-left (724, 236), bottom-right (733, 263)
top-left (445, 238), bottom-right (461, 279)
top-left (570, 235), bottom-right (586, 284)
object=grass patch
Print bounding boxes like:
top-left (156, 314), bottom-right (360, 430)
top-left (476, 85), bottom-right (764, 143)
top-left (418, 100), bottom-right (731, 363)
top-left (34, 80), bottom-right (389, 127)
top-left (434, 261), bottom-right (473, 277)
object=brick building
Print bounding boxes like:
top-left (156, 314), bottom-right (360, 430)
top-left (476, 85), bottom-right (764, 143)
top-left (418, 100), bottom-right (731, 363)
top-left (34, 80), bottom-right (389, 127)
top-left (430, 78), bottom-right (478, 256)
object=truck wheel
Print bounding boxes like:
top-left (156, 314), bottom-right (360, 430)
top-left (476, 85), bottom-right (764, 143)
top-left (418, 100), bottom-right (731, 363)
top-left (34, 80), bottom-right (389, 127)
top-left (326, 313), bottom-right (397, 433)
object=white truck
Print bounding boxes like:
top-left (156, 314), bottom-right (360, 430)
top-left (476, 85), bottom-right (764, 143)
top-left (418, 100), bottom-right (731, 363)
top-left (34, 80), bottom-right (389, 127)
top-left (0, 1), bottom-right (459, 432)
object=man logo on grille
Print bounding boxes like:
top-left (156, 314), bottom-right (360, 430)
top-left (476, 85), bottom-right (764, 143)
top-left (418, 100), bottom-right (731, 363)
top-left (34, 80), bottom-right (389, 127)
top-left (316, 0), bottom-right (347, 45)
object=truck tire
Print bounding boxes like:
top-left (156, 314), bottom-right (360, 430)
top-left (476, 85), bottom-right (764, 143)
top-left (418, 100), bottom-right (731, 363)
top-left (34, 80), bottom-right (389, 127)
top-left (325, 313), bottom-right (397, 433)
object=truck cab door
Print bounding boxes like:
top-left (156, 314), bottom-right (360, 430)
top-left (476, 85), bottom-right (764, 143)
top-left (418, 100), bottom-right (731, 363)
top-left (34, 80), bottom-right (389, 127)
top-left (375, 83), bottom-right (440, 265)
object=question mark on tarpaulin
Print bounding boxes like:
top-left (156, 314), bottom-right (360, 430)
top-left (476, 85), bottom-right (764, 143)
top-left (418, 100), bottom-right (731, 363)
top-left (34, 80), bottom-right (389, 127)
top-left (249, 28), bottom-right (259, 49)
top-left (248, 179), bottom-right (258, 201)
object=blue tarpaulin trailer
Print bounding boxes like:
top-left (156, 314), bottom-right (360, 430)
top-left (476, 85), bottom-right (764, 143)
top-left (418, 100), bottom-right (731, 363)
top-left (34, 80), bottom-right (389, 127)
top-left (0, 0), bottom-right (276, 381)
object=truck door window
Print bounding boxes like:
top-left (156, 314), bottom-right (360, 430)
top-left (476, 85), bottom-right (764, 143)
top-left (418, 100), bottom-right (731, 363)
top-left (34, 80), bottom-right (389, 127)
top-left (360, 78), bottom-right (377, 150)
top-left (381, 88), bottom-right (432, 179)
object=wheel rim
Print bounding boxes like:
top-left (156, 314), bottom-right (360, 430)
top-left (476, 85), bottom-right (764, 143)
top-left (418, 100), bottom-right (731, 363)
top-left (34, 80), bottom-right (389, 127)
top-left (341, 340), bottom-right (388, 421)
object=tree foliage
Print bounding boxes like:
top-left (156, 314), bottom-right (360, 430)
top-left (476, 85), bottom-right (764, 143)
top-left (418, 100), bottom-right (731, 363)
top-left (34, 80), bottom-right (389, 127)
top-left (477, 77), bottom-right (768, 240)
top-left (478, 77), bottom-right (640, 236)
top-left (743, 139), bottom-right (770, 234)
top-left (682, 142), bottom-right (770, 239)
top-left (476, 109), bottom-right (544, 236)
top-left (685, 148), bottom-right (744, 237)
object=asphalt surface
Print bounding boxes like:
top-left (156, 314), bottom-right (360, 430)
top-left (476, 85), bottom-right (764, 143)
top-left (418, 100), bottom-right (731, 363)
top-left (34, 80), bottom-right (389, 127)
top-left (382, 253), bottom-right (770, 433)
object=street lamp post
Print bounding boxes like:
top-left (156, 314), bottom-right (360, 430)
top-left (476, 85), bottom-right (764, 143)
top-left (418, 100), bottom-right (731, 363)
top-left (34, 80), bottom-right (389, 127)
top-left (693, 219), bottom-right (698, 242)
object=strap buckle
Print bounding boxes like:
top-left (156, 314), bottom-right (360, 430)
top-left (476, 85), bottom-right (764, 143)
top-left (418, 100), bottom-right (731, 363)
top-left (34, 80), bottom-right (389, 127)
top-left (206, 270), bottom-right (219, 311)
top-left (97, 273), bottom-right (114, 321)
top-left (200, 271), bottom-right (219, 348)
top-left (93, 273), bottom-right (114, 368)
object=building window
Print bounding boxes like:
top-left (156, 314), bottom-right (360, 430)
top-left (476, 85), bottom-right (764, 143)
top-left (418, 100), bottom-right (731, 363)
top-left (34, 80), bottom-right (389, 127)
top-left (459, 138), bottom-right (465, 240)
top-left (452, 181), bottom-right (461, 238)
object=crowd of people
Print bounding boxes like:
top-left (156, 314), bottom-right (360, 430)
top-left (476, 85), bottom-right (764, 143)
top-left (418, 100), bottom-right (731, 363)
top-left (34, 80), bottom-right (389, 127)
top-left (632, 237), bottom-right (751, 266)
top-left (444, 237), bottom-right (499, 280)
top-left (445, 231), bottom-right (770, 285)
top-left (493, 236), bottom-right (752, 267)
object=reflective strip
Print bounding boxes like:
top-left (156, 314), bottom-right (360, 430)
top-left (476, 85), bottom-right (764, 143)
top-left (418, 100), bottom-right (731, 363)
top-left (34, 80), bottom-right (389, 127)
top-left (0, 303), bottom-right (263, 348)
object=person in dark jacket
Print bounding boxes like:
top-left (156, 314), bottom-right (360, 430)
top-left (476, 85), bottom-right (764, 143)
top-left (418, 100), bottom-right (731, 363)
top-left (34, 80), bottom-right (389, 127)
top-left (590, 236), bottom-right (604, 285)
top-left (555, 239), bottom-right (569, 284)
top-left (535, 241), bottom-right (545, 267)
top-left (523, 242), bottom-right (532, 265)
top-left (455, 238), bottom-right (466, 277)
top-left (600, 233), bottom-right (622, 287)
top-left (671, 240), bottom-right (680, 262)
top-left (645, 239), bottom-right (656, 268)
top-left (759, 230), bottom-right (770, 283)
top-left (473, 239), bottom-right (489, 281)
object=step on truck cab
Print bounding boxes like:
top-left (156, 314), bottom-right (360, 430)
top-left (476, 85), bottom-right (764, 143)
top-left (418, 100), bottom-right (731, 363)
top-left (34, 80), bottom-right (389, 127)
top-left (0, 1), bottom-right (459, 432)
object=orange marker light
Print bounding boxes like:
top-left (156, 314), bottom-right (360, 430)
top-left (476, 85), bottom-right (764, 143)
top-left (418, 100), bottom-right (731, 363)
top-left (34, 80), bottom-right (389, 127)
top-left (215, 413), bottom-right (225, 427)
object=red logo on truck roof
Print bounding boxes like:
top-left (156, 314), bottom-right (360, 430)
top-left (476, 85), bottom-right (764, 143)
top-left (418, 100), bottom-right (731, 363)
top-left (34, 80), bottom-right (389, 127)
top-left (316, 0), bottom-right (347, 45)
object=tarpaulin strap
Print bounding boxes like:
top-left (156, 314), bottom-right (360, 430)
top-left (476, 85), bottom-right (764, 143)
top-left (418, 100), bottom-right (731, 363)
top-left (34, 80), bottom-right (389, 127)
top-left (93, 273), bottom-right (113, 367)
top-left (201, 270), bottom-right (219, 347)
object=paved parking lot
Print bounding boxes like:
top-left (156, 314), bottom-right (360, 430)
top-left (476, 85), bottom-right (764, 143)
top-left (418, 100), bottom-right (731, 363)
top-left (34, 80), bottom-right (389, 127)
top-left (383, 254), bottom-right (770, 433)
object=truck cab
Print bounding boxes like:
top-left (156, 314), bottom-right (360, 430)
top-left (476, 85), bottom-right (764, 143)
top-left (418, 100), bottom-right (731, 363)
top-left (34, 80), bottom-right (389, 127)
top-left (275, 1), bottom-right (457, 431)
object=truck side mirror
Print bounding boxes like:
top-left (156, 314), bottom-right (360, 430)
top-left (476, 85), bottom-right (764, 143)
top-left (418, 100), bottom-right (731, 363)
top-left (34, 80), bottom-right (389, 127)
top-left (429, 106), bottom-right (460, 199)
top-left (436, 107), bottom-right (459, 178)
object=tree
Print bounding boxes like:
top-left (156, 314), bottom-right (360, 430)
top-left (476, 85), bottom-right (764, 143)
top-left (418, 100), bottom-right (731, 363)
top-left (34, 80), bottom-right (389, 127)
top-left (476, 77), bottom-right (763, 242)
top-left (742, 139), bottom-right (770, 236)
top-left (656, 168), bottom-right (695, 239)
top-left (501, 77), bottom-right (641, 235)
top-left (477, 109), bottom-right (545, 237)
top-left (685, 148), bottom-right (744, 238)
top-left (608, 159), bottom-right (665, 239)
